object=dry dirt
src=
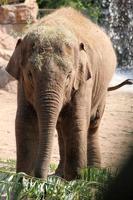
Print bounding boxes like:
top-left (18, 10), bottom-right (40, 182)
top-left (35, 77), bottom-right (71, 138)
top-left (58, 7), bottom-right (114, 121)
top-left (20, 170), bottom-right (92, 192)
top-left (0, 83), bottom-right (133, 169)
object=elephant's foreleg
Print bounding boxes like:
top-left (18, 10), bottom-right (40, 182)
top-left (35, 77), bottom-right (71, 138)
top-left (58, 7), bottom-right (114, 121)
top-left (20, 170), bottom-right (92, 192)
top-left (63, 88), bottom-right (92, 180)
top-left (87, 101), bottom-right (105, 167)
top-left (16, 84), bottom-right (39, 175)
top-left (55, 121), bottom-right (65, 177)
top-left (62, 83), bottom-right (93, 180)
top-left (64, 112), bottom-right (88, 180)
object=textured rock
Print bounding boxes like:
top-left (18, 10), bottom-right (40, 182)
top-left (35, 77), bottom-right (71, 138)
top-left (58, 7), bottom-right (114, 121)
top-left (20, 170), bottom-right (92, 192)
top-left (0, 29), bottom-right (16, 62)
top-left (0, 0), bottom-right (38, 24)
top-left (0, 0), bottom-right (38, 90)
top-left (0, 29), bottom-right (16, 67)
top-left (0, 29), bottom-right (16, 90)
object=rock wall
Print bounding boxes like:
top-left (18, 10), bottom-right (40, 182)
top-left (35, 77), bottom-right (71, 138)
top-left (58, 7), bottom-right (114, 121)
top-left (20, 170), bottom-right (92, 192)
top-left (0, 0), bottom-right (38, 90)
top-left (0, 0), bottom-right (38, 33)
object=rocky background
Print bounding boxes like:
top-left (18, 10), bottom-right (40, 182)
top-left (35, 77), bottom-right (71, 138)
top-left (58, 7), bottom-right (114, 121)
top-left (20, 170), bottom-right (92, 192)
top-left (0, 0), bottom-right (38, 90)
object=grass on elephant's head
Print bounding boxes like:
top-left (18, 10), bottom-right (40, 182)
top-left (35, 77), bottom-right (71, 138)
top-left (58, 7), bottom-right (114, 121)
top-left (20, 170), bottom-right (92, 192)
top-left (0, 164), bottom-right (116, 200)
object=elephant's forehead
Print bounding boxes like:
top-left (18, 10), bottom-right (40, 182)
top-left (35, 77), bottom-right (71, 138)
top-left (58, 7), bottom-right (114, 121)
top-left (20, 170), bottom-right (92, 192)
top-left (25, 25), bottom-right (76, 49)
top-left (24, 25), bottom-right (75, 72)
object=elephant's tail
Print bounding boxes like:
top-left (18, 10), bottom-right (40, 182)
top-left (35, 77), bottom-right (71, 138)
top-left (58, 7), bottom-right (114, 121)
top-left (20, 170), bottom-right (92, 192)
top-left (108, 79), bottom-right (133, 91)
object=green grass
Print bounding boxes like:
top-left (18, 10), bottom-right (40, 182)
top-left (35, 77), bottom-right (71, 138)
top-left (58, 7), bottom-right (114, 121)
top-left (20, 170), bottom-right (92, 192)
top-left (0, 159), bottom-right (16, 172)
top-left (0, 159), bottom-right (115, 200)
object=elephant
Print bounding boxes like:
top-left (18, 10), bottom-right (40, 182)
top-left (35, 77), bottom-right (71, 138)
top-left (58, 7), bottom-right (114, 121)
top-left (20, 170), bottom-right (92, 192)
top-left (6, 7), bottom-right (117, 180)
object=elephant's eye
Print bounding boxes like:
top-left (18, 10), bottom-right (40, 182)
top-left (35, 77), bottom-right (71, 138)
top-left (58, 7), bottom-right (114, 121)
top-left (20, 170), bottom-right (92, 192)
top-left (27, 71), bottom-right (33, 82)
top-left (66, 71), bottom-right (72, 87)
top-left (66, 71), bottom-right (72, 79)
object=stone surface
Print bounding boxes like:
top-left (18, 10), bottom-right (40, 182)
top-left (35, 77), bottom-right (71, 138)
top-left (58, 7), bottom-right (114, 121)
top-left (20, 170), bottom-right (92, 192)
top-left (0, 29), bottom-right (16, 90)
top-left (0, 0), bottom-right (38, 24)
top-left (0, 29), bottom-right (16, 65)
top-left (0, 0), bottom-right (38, 90)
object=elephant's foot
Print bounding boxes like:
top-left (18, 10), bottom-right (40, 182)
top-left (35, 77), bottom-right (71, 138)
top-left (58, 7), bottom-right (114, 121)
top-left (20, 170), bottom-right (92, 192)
top-left (55, 163), bottom-right (64, 178)
top-left (64, 167), bottom-right (81, 181)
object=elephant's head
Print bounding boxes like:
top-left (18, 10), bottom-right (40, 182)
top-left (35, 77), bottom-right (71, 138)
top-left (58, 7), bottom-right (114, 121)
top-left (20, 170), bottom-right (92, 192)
top-left (6, 25), bottom-right (91, 178)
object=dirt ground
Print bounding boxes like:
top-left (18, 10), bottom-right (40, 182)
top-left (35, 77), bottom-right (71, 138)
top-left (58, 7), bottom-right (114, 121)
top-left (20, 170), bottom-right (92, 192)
top-left (0, 82), bottom-right (133, 169)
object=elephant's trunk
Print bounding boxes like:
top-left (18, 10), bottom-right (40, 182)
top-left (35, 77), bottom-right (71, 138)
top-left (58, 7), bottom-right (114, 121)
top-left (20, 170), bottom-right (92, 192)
top-left (35, 87), bottom-right (63, 178)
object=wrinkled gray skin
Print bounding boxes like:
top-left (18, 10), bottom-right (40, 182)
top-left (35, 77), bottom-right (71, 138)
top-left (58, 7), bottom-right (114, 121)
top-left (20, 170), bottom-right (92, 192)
top-left (6, 8), bottom-right (117, 180)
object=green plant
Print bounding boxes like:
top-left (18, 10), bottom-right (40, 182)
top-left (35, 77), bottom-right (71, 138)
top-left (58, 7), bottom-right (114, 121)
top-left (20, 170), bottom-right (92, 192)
top-left (37, 0), bottom-right (101, 22)
top-left (0, 165), bottom-right (115, 200)
top-left (50, 163), bottom-right (58, 173)
top-left (0, 0), bottom-right (8, 5)
top-left (0, 159), bottom-right (16, 172)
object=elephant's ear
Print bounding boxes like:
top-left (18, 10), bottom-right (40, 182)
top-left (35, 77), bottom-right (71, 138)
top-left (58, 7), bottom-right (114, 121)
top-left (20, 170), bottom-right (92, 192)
top-left (73, 42), bottom-right (92, 90)
top-left (6, 39), bottom-right (22, 80)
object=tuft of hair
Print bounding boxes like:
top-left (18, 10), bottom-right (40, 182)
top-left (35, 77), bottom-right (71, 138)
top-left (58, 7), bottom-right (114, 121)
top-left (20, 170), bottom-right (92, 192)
top-left (25, 25), bottom-right (77, 71)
